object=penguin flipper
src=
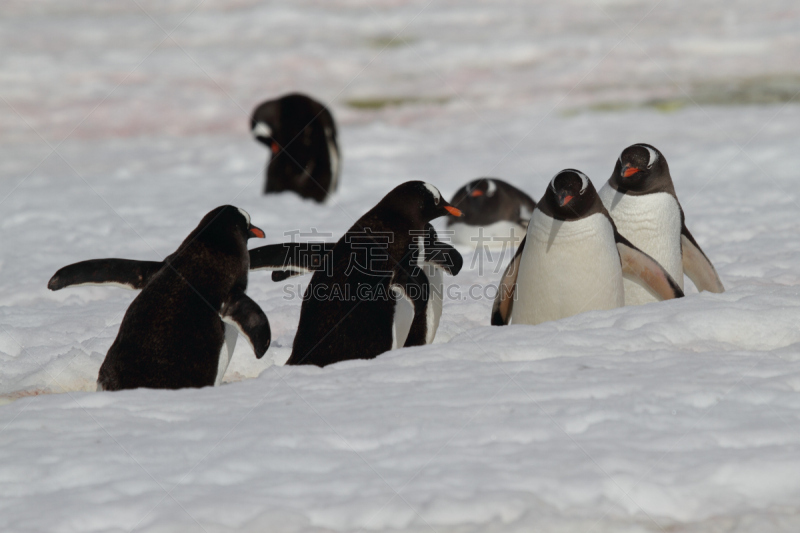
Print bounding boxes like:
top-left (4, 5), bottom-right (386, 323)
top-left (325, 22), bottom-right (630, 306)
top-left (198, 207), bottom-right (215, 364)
top-left (249, 242), bottom-right (335, 281)
top-left (220, 293), bottom-right (271, 359)
top-left (615, 234), bottom-right (684, 301)
top-left (47, 259), bottom-right (163, 291)
top-left (491, 236), bottom-right (525, 325)
top-left (422, 224), bottom-right (463, 276)
top-left (681, 227), bottom-right (724, 294)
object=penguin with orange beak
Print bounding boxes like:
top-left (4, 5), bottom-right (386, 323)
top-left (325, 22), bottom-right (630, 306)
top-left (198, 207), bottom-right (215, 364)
top-left (250, 93), bottom-right (340, 203)
top-left (47, 206), bottom-right (271, 390)
top-left (598, 144), bottom-right (725, 305)
top-left (446, 178), bottom-right (536, 247)
top-left (249, 181), bottom-right (464, 367)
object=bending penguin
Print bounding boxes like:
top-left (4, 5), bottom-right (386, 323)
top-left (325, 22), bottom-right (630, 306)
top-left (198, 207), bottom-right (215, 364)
top-left (598, 143), bottom-right (725, 305)
top-left (491, 170), bottom-right (684, 326)
top-left (250, 222), bottom-right (463, 350)
top-left (47, 206), bottom-right (271, 391)
top-left (249, 182), bottom-right (464, 367)
top-left (251, 92), bottom-right (340, 203)
top-left (446, 178), bottom-right (535, 247)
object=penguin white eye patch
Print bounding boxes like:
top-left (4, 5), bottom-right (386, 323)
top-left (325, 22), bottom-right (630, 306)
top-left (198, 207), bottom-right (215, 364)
top-left (252, 122), bottom-right (272, 138)
top-left (237, 207), bottom-right (251, 225)
top-left (635, 144), bottom-right (658, 168)
top-left (424, 183), bottom-right (441, 205)
top-left (550, 170), bottom-right (589, 195)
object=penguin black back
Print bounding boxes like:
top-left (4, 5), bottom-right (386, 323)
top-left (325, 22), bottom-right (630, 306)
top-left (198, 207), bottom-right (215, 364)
top-left (250, 93), bottom-right (340, 203)
top-left (286, 181), bottom-right (462, 367)
top-left (95, 206), bottom-right (271, 391)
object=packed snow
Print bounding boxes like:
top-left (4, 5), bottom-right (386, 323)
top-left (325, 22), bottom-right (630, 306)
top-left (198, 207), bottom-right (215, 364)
top-left (2, 1), bottom-right (800, 531)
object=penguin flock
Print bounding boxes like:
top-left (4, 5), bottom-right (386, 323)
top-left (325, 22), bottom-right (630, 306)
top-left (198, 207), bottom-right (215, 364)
top-left (47, 91), bottom-right (725, 391)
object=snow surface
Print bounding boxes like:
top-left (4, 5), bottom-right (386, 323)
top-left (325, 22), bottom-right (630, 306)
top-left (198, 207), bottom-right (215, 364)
top-left (3, 1), bottom-right (800, 531)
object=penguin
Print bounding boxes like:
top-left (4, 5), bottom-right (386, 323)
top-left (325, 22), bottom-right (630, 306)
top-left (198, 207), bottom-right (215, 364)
top-left (47, 206), bottom-right (271, 390)
top-left (491, 170), bottom-right (684, 326)
top-left (249, 220), bottom-right (462, 355)
top-left (598, 144), bottom-right (725, 306)
top-left (250, 93), bottom-right (340, 203)
top-left (446, 178), bottom-right (536, 247)
top-left (248, 182), bottom-right (463, 367)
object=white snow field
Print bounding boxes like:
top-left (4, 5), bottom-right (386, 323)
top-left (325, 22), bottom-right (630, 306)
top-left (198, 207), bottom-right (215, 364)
top-left (3, 1), bottom-right (800, 531)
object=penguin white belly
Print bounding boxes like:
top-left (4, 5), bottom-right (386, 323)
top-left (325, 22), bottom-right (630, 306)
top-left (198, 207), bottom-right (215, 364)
top-left (598, 186), bottom-right (683, 305)
top-left (511, 211), bottom-right (624, 326)
top-left (325, 126), bottom-right (340, 194)
top-left (449, 220), bottom-right (527, 248)
top-left (426, 267), bottom-right (443, 344)
top-left (214, 323), bottom-right (238, 386)
top-left (392, 288), bottom-right (413, 349)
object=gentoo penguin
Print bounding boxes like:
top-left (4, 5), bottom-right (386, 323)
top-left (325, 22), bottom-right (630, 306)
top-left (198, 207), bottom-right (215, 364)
top-left (250, 223), bottom-right (463, 350)
top-left (598, 144), bottom-right (725, 305)
top-left (250, 93), bottom-right (340, 203)
top-left (491, 170), bottom-right (684, 326)
top-left (250, 181), bottom-right (463, 367)
top-left (48, 206), bottom-right (271, 390)
top-left (446, 178), bottom-right (536, 247)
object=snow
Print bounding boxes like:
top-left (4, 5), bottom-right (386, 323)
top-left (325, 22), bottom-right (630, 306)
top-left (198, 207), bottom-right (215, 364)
top-left (2, 0), bottom-right (800, 531)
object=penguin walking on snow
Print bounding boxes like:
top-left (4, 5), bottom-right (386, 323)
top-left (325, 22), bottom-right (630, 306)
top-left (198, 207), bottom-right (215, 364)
top-left (491, 170), bottom-right (684, 326)
top-left (446, 178), bottom-right (536, 247)
top-left (251, 93), bottom-right (340, 203)
top-left (48, 206), bottom-right (271, 390)
top-left (249, 223), bottom-right (463, 350)
top-left (598, 143), bottom-right (724, 305)
top-left (249, 181), bottom-right (464, 367)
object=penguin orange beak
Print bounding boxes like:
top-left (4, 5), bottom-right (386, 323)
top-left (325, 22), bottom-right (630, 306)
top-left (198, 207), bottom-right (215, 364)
top-left (271, 143), bottom-right (280, 154)
top-left (444, 205), bottom-right (463, 217)
top-left (249, 226), bottom-right (265, 238)
top-left (470, 190), bottom-right (484, 197)
top-left (559, 195), bottom-right (574, 207)
top-left (622, 166), bottom-right (640, 178)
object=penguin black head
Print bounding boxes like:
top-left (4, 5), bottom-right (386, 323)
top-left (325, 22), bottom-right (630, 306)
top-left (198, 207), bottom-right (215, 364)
top-left (190, 206), bottom-right (266, 250)
top-left (250, 93), bottom-right (325, 155)
top-left (450, 178), bottom-right (499, 218)
top-left (542, 169), bottom-right (598, 220)
top-left (378, 181), bottom-right (463, 226)
top-left (613, 144), bottom-right (671, 193)
top-left (466, 178), bottom-right (498, 199)
top-left (250, 100), bottom-right (279, 153)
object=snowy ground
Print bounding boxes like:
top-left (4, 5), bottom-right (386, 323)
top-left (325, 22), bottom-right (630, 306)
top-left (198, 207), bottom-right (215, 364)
top-left (3, 1), bottom-right (800, 532)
